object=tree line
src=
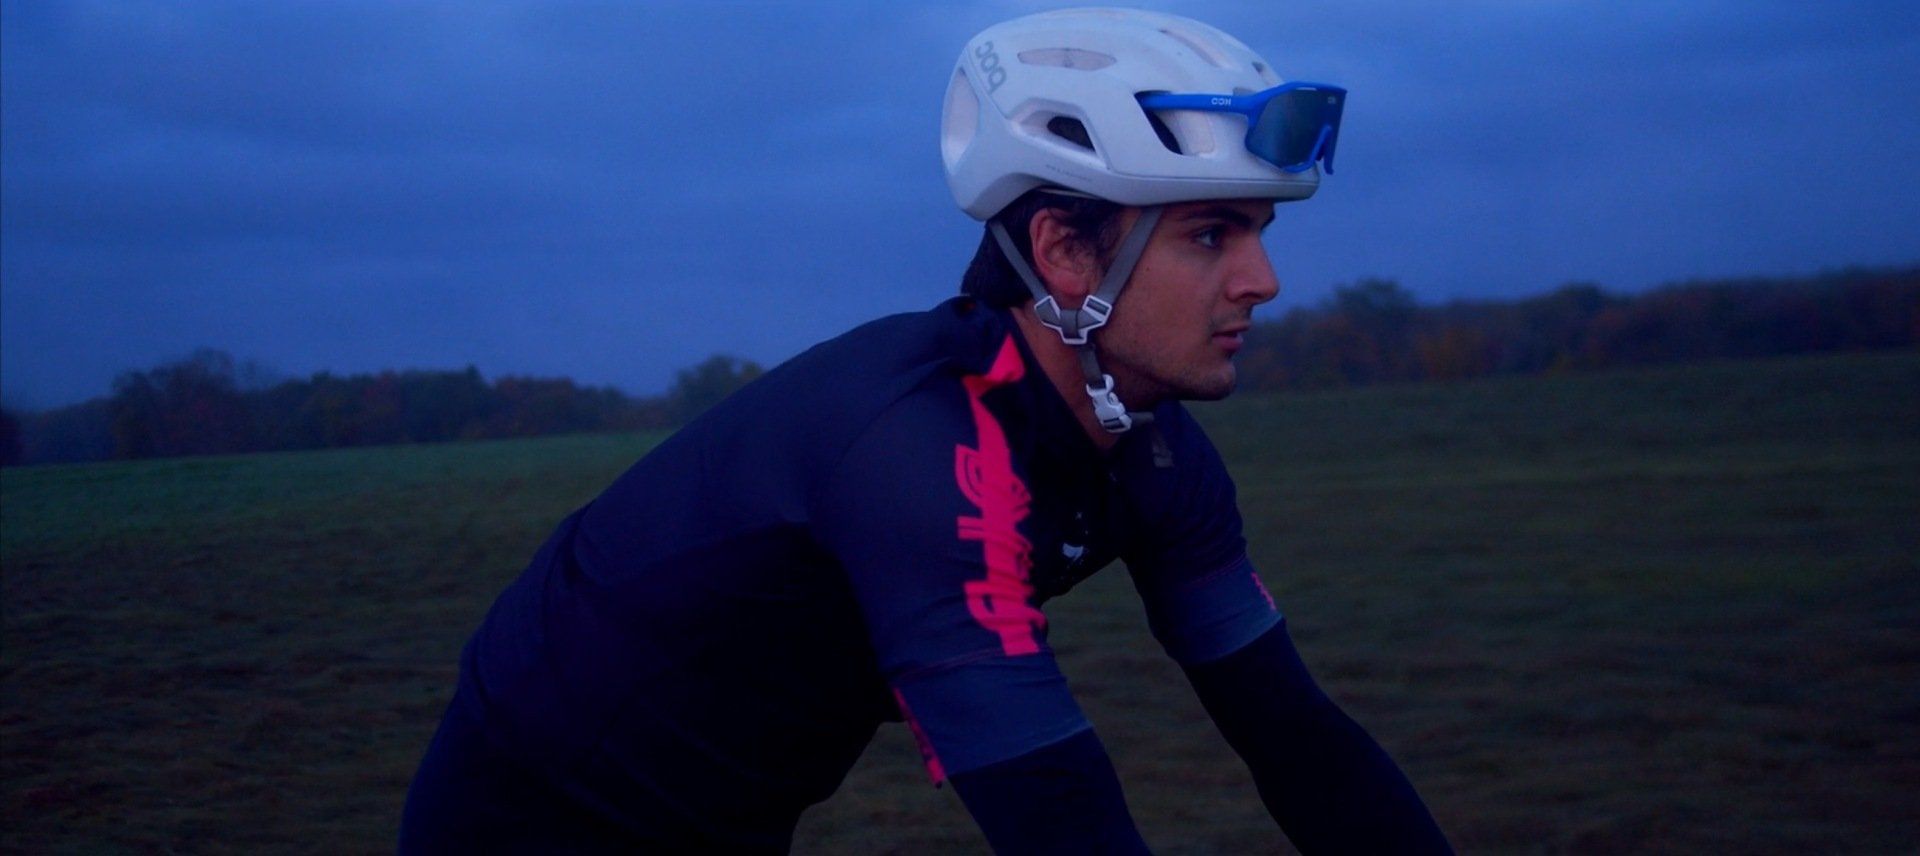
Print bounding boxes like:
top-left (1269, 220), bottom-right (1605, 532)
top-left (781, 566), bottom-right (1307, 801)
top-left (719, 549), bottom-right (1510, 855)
top-left (2, 265), bottom-right (1914, 466)
top-left (3, 353), bottom-right (762, 466)
top-left (1232, 265), bottom-right (1916, 391)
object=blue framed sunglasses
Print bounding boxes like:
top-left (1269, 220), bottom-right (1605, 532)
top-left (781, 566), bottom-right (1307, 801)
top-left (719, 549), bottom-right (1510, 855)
top-left (1137, 81), bottom-right (1346, 174)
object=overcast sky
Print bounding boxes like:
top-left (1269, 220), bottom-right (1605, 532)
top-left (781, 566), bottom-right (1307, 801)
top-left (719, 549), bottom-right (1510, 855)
top-left (4, 1), bottom-right (1917, 410)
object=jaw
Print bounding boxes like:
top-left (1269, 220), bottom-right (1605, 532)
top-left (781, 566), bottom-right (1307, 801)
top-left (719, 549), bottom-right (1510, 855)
top-left (1103, 345), bottom-right (1238, 407)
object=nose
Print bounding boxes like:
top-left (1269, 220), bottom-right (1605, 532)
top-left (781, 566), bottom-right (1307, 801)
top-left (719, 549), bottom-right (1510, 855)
top-left (1227, 239), bottom-right (1281, 306)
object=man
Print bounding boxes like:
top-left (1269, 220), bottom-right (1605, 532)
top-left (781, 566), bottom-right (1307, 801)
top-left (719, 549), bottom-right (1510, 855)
top-left (402, 9), bottom-right (1450, 854)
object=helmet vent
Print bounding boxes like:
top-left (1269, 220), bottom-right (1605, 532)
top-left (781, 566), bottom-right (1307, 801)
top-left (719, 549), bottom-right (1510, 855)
top-left (1159, 25), bottom-right (1230, 68)
top-left (942, 69), bottom-right (980, 168)
top-left (1019, 47), bottom-right (1116, 71)
top-left (1143, 110), bottom-right (1183, 155)
top-left (1046, 116), bottom-right (1096, 152)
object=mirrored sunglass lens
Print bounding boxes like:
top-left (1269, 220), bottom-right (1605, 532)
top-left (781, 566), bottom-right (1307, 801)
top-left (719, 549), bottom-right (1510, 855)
top-left (1250, 89), bottom-right (1342, 170)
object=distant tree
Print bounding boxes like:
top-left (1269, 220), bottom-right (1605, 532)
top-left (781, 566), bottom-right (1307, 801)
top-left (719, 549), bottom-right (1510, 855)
top-left (1415, 326), bottom-right (1494, 381)
top-left (1497, 282), bottom-right (1614, 372)
top-left (357, 372), bottom-right (407, 445)
top-left (290, 373), bottom-right (360, 447)
top-left (1298, 313), bottom-right (1383, 387)
top-left (1328, 278), bottom-right (1419, 383)
top-left (17, 399), bottom-right (114, 464)
top-left (620, 393), bottom-right (678, 432)
top-left (402, 367), bottom-right (494, 442)
top-left (0, 407), bottom-right (22, 466)
top-left (1233, 340), bottom-right (1290, 391)
top-left (668, 355), bottom-right (765, 423)
top-left (488, 376), bottom-right (626, 437)
top-left (1837, 271), bottom-right (1920, 350)
top-left (109, 349), bottom-right (256, 458)
top-left (1333, 278), bottom-right (1418, 327)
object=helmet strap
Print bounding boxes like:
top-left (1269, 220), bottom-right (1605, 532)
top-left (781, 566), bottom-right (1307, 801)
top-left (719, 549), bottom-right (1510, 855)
top-left (988, 205), bottom-right (1164, 434)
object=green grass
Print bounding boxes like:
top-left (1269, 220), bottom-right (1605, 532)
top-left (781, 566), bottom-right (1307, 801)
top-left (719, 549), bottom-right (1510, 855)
top-left (4, 351), bottom-right (1917, 854)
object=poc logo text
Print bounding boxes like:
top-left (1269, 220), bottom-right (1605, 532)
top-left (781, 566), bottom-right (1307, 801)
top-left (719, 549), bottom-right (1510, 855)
top-left (974, 40), bottom-right (1008, 94)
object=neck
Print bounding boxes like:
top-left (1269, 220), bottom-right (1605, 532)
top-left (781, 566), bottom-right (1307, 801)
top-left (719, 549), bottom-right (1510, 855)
top-left (1011, 305), bottom-right (1127, 451)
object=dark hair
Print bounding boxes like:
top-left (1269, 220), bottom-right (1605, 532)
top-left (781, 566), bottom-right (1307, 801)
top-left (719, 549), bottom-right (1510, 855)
top-left (959, 190), bottom-right (1125, 308)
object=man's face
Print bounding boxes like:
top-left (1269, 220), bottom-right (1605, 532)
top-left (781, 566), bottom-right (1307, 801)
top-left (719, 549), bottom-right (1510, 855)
top-left (1096, 198), bottom-right (1280, 403)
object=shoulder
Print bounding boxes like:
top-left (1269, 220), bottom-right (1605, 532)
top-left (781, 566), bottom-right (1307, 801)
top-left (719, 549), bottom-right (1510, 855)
top-left (800, 301), bottom-right (1040, 514)
top-left (817, 330), bottom-right (1034, 500)
top-left (662, 298), bottom-right (1017, 456)
top-left (786, 297), bottom-right (1016, 385)
top-left (732, 298), bottom-right (1014, 422)
top-left (594, 299), bottom-right (1020, 526)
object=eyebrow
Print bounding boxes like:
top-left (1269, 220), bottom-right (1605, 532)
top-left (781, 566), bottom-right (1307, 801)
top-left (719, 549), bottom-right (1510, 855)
top-left (1174, 205), bottom-right (1276, 232)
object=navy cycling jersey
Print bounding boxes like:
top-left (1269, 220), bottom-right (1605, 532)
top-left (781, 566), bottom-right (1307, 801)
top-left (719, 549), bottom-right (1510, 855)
top-left (403, 296), bottom-right (1279, 851)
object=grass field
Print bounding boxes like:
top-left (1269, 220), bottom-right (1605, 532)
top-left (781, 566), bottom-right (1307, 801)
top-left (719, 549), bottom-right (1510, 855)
top-left (4, 350), bottom-right (1917, 854)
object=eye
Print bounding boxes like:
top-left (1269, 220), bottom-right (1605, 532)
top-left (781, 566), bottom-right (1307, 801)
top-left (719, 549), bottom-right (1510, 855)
top-left (1194, 226), bottom-right (1225, 249)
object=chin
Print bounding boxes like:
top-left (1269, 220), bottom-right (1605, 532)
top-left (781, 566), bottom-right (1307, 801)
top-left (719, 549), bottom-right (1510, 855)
top-left (1175, 368), bottom-right (1237, 402)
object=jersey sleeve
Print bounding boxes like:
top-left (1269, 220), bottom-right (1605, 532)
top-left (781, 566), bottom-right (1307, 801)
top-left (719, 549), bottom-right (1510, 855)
top-left (812, 372), bottom-right (1091, 783)
top-left (1117, 404), bottom-right (1281, 667)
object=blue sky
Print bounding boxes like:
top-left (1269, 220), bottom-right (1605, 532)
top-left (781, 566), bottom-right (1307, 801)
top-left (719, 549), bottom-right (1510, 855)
top-left (4, 1), bottom-right (1917, 410)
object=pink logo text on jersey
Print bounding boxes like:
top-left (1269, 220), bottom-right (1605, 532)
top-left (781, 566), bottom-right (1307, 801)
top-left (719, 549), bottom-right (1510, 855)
top-left (955, 336), bottom-right (1046, 656)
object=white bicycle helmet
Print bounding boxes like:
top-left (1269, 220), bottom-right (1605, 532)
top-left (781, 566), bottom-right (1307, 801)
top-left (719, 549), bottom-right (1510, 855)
top-left (942, 7), bottom-right (1321, 221)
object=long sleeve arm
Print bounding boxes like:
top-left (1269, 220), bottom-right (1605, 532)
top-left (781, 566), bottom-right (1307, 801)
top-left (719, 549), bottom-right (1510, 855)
top-left (1184, 620), bottom-right (1452, 854)
top-left (946, 728), bottom-right (1151, 855)
top-left (1114, 406), bottom-right (1450, 852)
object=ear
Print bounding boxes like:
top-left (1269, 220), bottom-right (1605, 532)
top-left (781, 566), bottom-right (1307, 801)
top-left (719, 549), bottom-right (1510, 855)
top-left (1027, 207), bottom-right (1101, 306)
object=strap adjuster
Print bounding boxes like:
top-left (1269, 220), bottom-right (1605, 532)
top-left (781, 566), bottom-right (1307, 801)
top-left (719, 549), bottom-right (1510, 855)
top-left (1085, 373), bottom-right (1132, 433)
top-left (1035, 295), bottom-right (1115, 346)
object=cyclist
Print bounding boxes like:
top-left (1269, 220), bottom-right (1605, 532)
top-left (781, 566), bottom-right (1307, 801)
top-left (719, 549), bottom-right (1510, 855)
top-left (402, 8), bottom-right (1450, 853)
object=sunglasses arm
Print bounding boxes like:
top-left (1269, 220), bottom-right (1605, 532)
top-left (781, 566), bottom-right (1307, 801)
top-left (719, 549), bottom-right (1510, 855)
top-left (1135, 92), bottom-right (1261, 118)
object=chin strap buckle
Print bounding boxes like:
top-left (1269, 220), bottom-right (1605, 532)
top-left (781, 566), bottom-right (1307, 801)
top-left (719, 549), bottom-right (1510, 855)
top-left (1086, 373), bottom-right (1133, 433)
top-left (1035, 295), bottom-right (1114, 346)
